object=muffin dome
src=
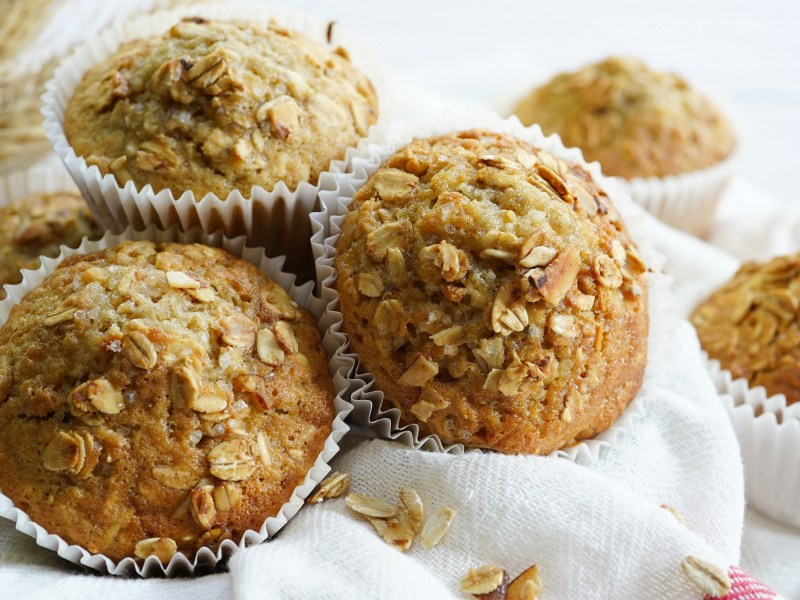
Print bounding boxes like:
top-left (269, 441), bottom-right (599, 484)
top-left (513, 57), bottom-right (735, 179)
top-left (334, 130), bottom-right (648, 454)
top-left (0, 241), bottom-right (335, 561)
top-left (65, 18), bottom-right (379, 198)
top-left (0, 190), bottom-right (100, 298)
top-left (692, 255), bottom-right (800, 405)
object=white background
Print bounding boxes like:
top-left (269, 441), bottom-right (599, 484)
top-left (271, 0), bottom-right (800, 202)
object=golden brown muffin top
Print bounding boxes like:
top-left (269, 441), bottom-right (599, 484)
top-left (692, 255), bottom-right (800, 405)
top-left (65, 18), bottom-right (378, 198)
top-left (0, 241), bottom-right (335, 561)
top-left (0, 191), bottom-right (100, 299)
top-left (334, 130), bottom-right (648, 454)
top-left (513, 57), bottom-right (735, 179)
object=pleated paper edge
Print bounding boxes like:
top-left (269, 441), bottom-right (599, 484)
top-left (706, 355), bottom-right (800, 527)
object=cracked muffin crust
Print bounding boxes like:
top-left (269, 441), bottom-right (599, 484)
top-left (692, 255), bottom-right (800, 405)
top-left (334, 130), bottom-right (648, 454)
top-left (64, 18), bottom-right (379, 198)
top-left (0, 241), bottom-right (335, 561)
top-left (0, 191), bottom-right (100, 299)
top-left (513, 57), bottom-right (735, 179)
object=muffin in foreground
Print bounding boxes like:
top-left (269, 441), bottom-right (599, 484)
top-left (0, 241), bottom-right (335, 562)
top-left (334, 130), bottom-right (648, 454)
top-left (64, 18), bottom-right (379, 199)
top-left (692, 255), bottom-right (800, 405)
top-left (513, 57), bottom-right (735, 179)
top-left (0, 190), bottom-right (100, 298)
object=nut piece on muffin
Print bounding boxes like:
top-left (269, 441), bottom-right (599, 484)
top-left (0, 241), bottom-right (335, 561)
top-left (0, 190), bottom-right (100, 299)
top-left (334, 130), bottom-right (648, 455)
top-left (513, 57), bottom-right (735, 179)
top-left (692, 255), bottom-right (800, 404)
top-left (65, 18), bottom-right (379, 198)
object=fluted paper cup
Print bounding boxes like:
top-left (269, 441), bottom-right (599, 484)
top-left (708, 358), bottom-right (800, 527)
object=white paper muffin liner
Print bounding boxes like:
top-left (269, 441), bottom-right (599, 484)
top-left (0, 224), bottom-right (352, 577)
top-left (707, 357), bottom-right (800, 527)
top-left (616, 148), bottom-right (738, 239)
top-left (41, 2), bottom-right (393, 278)
top-left (311, 110), bottom-right (672, 462)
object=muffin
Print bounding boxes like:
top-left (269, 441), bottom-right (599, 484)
top-left (513, 57), bottom-right (735, 179)
top-left (692, 255), bottom-right (800, 405)
top-left (0, 240), bottom-right (335, 562)
top-left (64, 18), bottom-right (379, 199)
top-left (0, 190), bottom-right (100, 298)
top-left (334, 130), bottom-right (648, 455)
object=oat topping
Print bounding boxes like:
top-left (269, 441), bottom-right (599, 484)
top-left (71, 378), bottom-right (125, 415)
top-left (410, 387), bottom-right (450, 422)
top-left (166, 270), bottom-right (201, 289)
top-left (0, 240), bottom-right (336, 561)
top-left (65, 20), bottom-right (379, 198)
top-left (42, 431), bottom-right (85, 473)
top-left (519, 243), bottom-right (557, 269)
top-left (334, 130), bottom-right (648, 454)
top-left (171, 361), bottom-right (201, 409)
top-left (593, 254), bottom-right (623, 288)
top-left (220, 314), bottom-right (256, 348)
top-left (122, 330), bottom-right (158, 369)
top-left (372, 169), bottom-right (418, 202)
top-left (43, 306), bottom-right (76, 327)
top-left (134, 537), bottom-right (178, 563)
top-left (256, 328), bottom-right (285, 365)
top-left (398, 356), bottom-right (439, 387)
top-left (367, 222), bottom-right (409, 262)
top-left (207, 439), bottom-right (256, 481)
top-left (273, 321), bottom-right (299, 354)
top-left (491, 282), bottom-right (529, 336)
top-left (357, 273), bottom-right (384, 298)
top-left (189, 484), bottom-right (217, 530)
top-left (692, 254), bottom-right (800, 405)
